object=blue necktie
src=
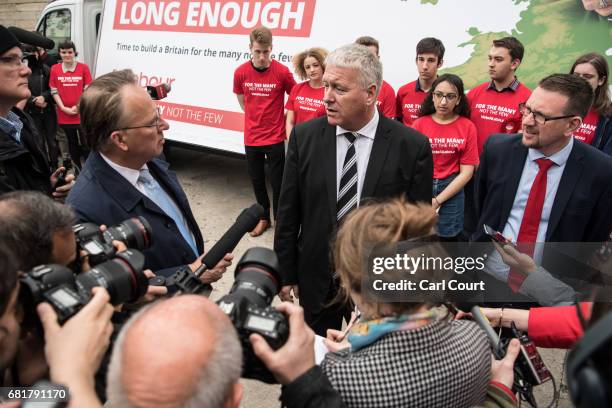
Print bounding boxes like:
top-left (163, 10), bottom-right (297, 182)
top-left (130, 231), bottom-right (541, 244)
top-left (138, 168), bottom-right (198, 256)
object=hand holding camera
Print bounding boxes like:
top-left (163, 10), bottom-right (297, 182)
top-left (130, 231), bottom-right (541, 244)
top-left (250, 302), bottom-right (315, 385)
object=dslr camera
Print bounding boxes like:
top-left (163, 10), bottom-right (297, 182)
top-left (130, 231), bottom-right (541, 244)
top-left (74, 216), bottom-right (152, 266)
top-left (217, 247), bottom-right (289, 384)
top-left (20, 249), bottom-right (149, 326)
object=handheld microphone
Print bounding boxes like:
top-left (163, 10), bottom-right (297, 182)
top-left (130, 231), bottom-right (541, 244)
top-left (194, 203), bottom-right (264, 277)
top-left (151, 204), bottom-right (264, 296)
top-left (146, 83), bottom-right (171, 100)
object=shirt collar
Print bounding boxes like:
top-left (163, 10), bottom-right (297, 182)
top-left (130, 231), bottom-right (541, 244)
top-left (0, 110), bottom-right (24, 143)
top-left (487, 77), bottom-right (520, 93)
top-left (528, 136), bottom-right (574, 167)
top-left (415, 79), bottom-right (423, 92)
top-left (62, 62), bottom-right (77, 73)
top-left (336, 109), bottom-right (379, 140)
top-left (100, 153), bottom-right (148, 187)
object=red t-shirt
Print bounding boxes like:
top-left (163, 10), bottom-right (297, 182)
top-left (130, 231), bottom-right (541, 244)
top-left (233, 60), bottom-right (296, 146)
top-left (49, 62), bottom-right (92, 125)
top-left (285, 81), bottom-right (325, 125)
top-left (377, 80), bottom-right (397, 118)
top-left (467, 81), bottom-right (532, 154)
top-left (396, 80), bottom-right (427, 126)
top-left (413, 115), bottom-right (479, 180)
top-left (574, 108), bottom-right (599, 145)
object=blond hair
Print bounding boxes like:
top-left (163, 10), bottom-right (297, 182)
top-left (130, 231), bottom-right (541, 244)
top-left (292, 47), bottom-right (328, 80)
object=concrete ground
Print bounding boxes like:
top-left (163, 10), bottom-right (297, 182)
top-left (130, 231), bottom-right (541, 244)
top-left (168, 145), bottom-right (572, 407)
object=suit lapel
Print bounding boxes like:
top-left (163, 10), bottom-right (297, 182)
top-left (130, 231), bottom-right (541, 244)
top-left (499, 140), bottom-right (528, 229)
top-left (547, 144), bottom-right (583, 240)
top-left (323, 123), bottom-right (338, 224)
top-left (361, 118), bottom-right (391, 199)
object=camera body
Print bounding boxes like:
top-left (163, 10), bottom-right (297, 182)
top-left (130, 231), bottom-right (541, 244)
top-left (20, 249), bottom-right (148, 325)
top-left (217, 247), bottom-right (289, 383)
top-left (74, 217), bottom-right (152, 266)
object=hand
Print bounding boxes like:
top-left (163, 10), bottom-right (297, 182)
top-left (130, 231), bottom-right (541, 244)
top-left (324, 329), bottom-right (351, 352)
top-left (431, 197), bottom-right (440, 210)
top-left (279, 285), bottom-right (299, 301)
top-left (198, 253), bottom-right (234, 284)
top-left (50, 167), bottom-right (75, 200)
top-left (33, 96), bottom-right (47, 108)
top-left (37, 287), bottom-right (114, 389)
top-left (492, 242), bottom-right (537, 275)
top-left (139, 270), bottom-right (168, 302)
top-left (491, 338), bottom-right (521, 389)
top-left (581, 0), bottom-right (612, 15)
top-left (249, 302), bottom-right (314, 384)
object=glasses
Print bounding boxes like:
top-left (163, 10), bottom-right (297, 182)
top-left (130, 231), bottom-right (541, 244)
top-left (115, 107), bottom-right (164, 132)
top-left (432, 91), bottom-right (458, 102)
top-left (0, 54), bottom-right (29, 68)
top-left (518, 103), bottom-right (576, 125)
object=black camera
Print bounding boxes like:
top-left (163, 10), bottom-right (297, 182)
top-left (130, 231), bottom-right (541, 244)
top-left (74, 217), bottom-right (153, 266)
top-left (217, 247), bottom-right (289, 384)
top-left (19, 249), bottom-right (149, 326)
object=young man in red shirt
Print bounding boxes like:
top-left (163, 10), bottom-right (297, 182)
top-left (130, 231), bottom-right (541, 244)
top-left (396, 38), bottom-right (445, 127)
top-left (49, 41), bottom-right (92, 173)
top-left (233, 26), bottom-right (296, 236)
top-left (464, 37), bottom-right (532, 236)
top-left (355, 36), bottom-right (397, 119)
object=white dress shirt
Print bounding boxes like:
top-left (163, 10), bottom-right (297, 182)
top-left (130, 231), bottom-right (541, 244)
top-left (336, 109), bottom-right (379, 201)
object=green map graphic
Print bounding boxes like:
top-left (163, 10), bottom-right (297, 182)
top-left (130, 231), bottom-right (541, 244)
top-left (441, 0), bottom-right (612, 90)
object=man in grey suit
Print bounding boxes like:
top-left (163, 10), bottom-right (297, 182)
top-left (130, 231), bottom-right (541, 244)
top-left (274, 44), bottom-right (433, 335)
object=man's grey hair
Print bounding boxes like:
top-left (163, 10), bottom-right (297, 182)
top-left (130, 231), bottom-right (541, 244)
top-left (0, 191), bottom-right (75, 271)
top-left (106, 302), bottom-right (243, 408)
top-left (325, 43), bottom-right (383, 95)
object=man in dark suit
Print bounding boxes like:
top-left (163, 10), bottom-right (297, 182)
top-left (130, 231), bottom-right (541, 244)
top-left (67, 69), bottom-right (232, 279)
top-left (274, 44), bottom-right (433, 335)
top-left (473, 73), bottom-right (612, 303)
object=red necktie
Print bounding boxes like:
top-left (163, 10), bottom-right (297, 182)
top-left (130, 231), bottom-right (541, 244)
top-left (508, 158), bottom-right (555, 291)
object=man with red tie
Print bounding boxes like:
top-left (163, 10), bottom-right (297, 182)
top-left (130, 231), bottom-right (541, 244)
top-left (472, 74), bottom-right (612, 303)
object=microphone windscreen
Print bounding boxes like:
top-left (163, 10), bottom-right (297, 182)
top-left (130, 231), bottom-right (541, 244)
top-left (8, 26), bottom-right (55, 50)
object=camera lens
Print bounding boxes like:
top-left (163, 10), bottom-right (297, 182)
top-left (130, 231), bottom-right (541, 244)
top-left (76, 249), bottom-right (148, 305)
top-left (104, 217), bottom-right (153, 250)
top-left (227, 248), bottom-right (281, 308)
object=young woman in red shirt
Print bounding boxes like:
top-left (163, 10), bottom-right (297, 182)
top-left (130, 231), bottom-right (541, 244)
top-left (570, 53), bottom-right (611, 155)
top-left (413, 74), bottom-right (479, 240)
top-left (285, 47), bottom-right (327, 138)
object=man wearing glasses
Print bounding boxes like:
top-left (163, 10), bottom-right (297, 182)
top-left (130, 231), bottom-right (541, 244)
top-left (472, 74), bottom-right (612, 302)
top-left (67, 69), bottom-right (232, 280)
top-left (0, 25), bottom-right (73, 196)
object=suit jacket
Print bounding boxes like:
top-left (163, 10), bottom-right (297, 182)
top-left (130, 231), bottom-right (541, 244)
top-left (473, 134), bottom-right (612, 243)
top-left (66, 152), bottom-right (204, 277)
top-left (472, 134), bottom-right (612, 303)
top-left (274, 116), bottom-right (433, 313)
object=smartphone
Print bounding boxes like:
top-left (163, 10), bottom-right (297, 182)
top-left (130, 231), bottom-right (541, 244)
top-left (54, 159), bottom-right (73, 189)
top-left (483, 224), bottom-right (515, 247)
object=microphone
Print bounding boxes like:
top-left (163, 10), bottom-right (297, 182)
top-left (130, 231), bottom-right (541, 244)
top-left (194, 203), bottom-right (264, 277)
top-left (8, 26), bottom-right (55, 50)
top-left (150, 204), bottom-right (264, 295)
top-left (146, 83), bottom-right (171, 100)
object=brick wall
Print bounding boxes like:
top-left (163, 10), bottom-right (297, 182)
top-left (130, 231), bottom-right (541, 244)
top-left (0, 0), bottom-right (48, 30)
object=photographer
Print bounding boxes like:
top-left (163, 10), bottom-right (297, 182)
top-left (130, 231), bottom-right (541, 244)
top-left (250, 302), bottom-right (521, 408)
top-left (0, 25), bottom-right (73, 197)
top-left (106, 295), bottom-right (243, 407)
top-left (66, 69), bottom-right (232, 281)
top-left (0, 244), bottom-right (113, 408)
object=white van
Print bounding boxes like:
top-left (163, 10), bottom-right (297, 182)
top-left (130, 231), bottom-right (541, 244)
top-left (35, 0), bottom-right (101, 68)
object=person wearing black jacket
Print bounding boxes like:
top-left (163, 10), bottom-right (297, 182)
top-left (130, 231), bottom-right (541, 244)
top-left (24, 46), bottom-right (59, 168)
top-left (0, 25), bottom-right (73, 197)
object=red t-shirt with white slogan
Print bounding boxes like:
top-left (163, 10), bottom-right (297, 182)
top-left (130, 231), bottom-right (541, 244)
top-left (285, 81), bottom-right (325, 125)
top-left (233, 59), bottom-right (296, 146)
top-left (49, 62), bottom-right (92, 125)
top-left (377, 80), bottom-right (397, 118)
top-left (573, 108), bottom-right (599, 145)
top-left (396, 80), bottom-right (427, 126)
top-left (413, 115), bottom-right (479, 180)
